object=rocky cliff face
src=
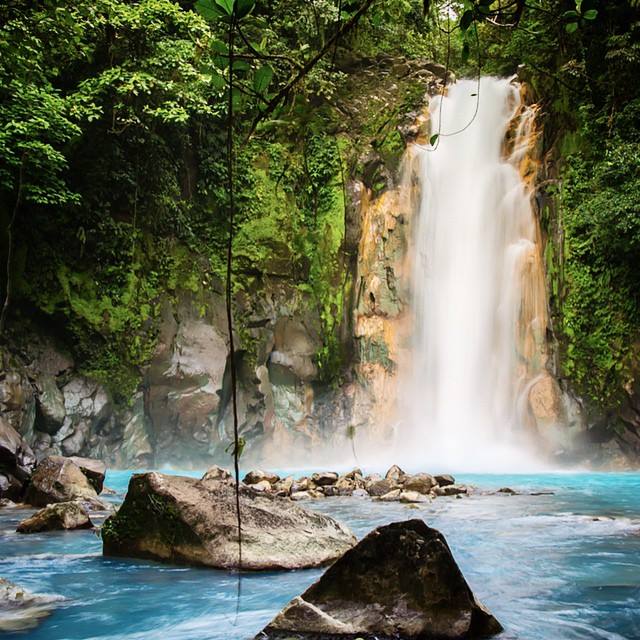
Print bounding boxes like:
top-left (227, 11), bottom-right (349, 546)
top-left (0, 57), bottom-right (452, 469)
top-left (1, 60), bottom-right (634, 470)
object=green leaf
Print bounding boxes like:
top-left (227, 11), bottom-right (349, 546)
top-left (460, 9), bottom-right (474, 32)
top-left (235, 0), bottom-right (255, 19)
top-left (565, 21), bottom-right (579, 33)
top-left (195, 0), bottom-right (225, 21)
top-left (253, 64), bottom-right (273, 94)
top-left (430, 133), bottom-right (439, 146)
top-left (583, 9), bottom-right (597, 20)
top-left (562, 10), bottom-right (579, 19)
top-left (215, 0), bottom-right (235, 15)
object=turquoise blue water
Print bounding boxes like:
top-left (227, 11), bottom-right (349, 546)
top-left (1, 472), bottom-right (639, 639)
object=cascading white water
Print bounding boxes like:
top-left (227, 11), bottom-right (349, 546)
top-left (399, 77), bottom-right (548, 472)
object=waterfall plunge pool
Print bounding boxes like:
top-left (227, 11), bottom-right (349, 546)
top-left (1, 471), bottom-right (639, 640)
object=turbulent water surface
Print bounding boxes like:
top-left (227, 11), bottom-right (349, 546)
top-left (1, 471), bottom-right (639, 640)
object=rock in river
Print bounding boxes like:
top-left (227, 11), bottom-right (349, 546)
top-left (257, 519), bottom-right (502, 639)
top-left (25, 456), bottom-right (98, 507)
top-left (102, 471), bottom-right (356, 570)
top-left (17, 501), bottom-right (93, 533)
top-left (0, 578), bottom-right (63, 632)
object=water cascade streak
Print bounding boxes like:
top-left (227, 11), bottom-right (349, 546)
top-left (402, 77), bottom-right (549, 472)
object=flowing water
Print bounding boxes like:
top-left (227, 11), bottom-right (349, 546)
top-left (1, 471), bottom-right (639, 639)
top-left (400, 77), bottom-right (549, 472)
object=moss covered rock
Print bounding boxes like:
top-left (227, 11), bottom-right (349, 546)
top-left (102, 471), bottom-right (356, 570)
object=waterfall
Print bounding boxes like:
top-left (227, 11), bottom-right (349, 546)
top-left (399, 77), bottom-right (549, 472)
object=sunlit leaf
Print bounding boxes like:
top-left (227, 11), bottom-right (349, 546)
top-left (583, 9), bottom-right (597, 20)
top-left (565, 21), bottom-right (579, 33)
top-left (195, 0), bottom-right (225, 21)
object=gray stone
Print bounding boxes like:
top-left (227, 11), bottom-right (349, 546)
top-left (258, 519), bottom-right (502, 639)
top-left (102, 472), bottom-right (356, 570)
top-left (35, 375), bottom-right (66, 435)
top-left (17, 501), bottom-right (93, 533)
top-left (0, 417), bottom-right (36, 483)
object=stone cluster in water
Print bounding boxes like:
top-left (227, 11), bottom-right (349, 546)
top-left (242, 465), bottom-right (469, 502)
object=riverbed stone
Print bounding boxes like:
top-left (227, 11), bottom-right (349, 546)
top-left (0, 577), bottom-right (63, 632)
top-left (404, 472), bottom-right (437, 494)
top-left (377, 488), bottom-right (402, 502)
top-left (384, 464), bottom-right (406, 483)
top-left (435, 473), bottom-right (456, 487)
top-left (434, 484), bottom-right (468, 497)
top-left (400, 490), bottom-right (430, 503)
top-left (244, 469), bottom-right (280, 485)
top-left (311, 472), bottom-right (339, 487)
top-left (366, 478), bottom-right (396, 497)
top-left (16, 501), bottom-right (93, 533)
top-left (102, 472), bottom-right (356, 570)
top-left (25, 456), bottom-right (98, 507)
top-left (257, 519), bottom-right (502, 639)
top-left (201, 465), bottom-right (234, 485)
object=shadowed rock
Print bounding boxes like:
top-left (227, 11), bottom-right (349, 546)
top-left (102, 471), bottom-right (356, 570)
top-left (17, 501), bottom-right (93, 533)
top-left (67, 456), bottom-right (106, 493)
top-left (257, 519), bottom-right (502, 640)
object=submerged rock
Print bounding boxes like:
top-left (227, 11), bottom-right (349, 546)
top-left (25, 456), bottom-right (98, 507)
top-left (102, 471), bottom-right (356, 570)
top-left (17, 501), bottom-right (93, 533)
top-left (258, 519), bottom-right (502, 640)
top-left (0, 578), bottom-right (63, 632)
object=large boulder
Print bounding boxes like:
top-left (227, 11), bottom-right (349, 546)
top-left (102, 471), bottom-right (356, 570)
top-left (67, 456), bottom-right (106, 493)
top-left (17, 501), bottom-right (93, 533)
top-left (258, 519), bottom-right (502, 639)
top-left (0, 417), bottom-right (36, 490)
top-left (25, 456), bottom-right (98, 507)
top-left (0, 578), bottom-right (63, 632)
